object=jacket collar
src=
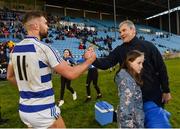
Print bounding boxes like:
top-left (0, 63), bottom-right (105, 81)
top-left (123, 36), bottom-right (139, 46)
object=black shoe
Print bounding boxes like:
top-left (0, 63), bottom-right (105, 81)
top-left (96, 94), bottom-right (102, 99)
top-left (84, 97), bottom-right (91, 103)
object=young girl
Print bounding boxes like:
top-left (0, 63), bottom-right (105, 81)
top-left (115, 50), bottom-right (145, 128)
top-left (58, 49), bottom-right (77, 106)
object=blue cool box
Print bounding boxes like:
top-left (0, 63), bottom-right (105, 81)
top-left (95, 101), bottom-right (114, 126)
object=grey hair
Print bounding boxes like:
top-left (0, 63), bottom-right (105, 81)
top-left (119, 20), bottom-right (136, 30)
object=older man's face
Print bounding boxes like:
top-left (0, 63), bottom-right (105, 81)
top-left (119, 24), bottom-right (136, 43)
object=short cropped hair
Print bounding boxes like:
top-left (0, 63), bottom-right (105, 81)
top-left (22, 11), bottom-right (46, 25)
top-left (119, 20), bottom-right (136, 30)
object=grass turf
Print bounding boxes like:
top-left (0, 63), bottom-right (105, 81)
top-left (0, 58), bottom-right (180, 128)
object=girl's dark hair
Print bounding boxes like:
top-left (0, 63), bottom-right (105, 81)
top-left (120, 50), bottom-right (144, 86)
top-left (63, 49), bottom-right (73, 57)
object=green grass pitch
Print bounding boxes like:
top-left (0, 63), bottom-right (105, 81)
top-left (0, 58), bottom-right (180, 128)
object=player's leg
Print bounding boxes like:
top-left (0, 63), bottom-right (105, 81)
top-left (49, 116), bottom-right (66, 128)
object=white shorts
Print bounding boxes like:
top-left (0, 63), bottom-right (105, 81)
top-left (19, 105), bottom-right (60, 128)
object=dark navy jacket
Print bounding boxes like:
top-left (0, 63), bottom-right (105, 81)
top-left (93, 36), bottom-right (170, 106)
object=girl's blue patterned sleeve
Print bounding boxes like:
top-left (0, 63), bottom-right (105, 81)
top-left (118, 77), bottom-right (135, 128)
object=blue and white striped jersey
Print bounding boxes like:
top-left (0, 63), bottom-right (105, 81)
top-left (9, 36), bottom-right (63, 113)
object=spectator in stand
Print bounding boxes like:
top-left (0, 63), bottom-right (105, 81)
top-left (0, 44), bottom-right (7, 64)
top-left (78, 42), bottom-right (86, 49)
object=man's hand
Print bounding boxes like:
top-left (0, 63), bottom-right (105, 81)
top-left (162, 93), bottom-right (172, 104)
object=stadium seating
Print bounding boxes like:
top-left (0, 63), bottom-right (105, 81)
top-left (1, 11), bottom-right (180, 61)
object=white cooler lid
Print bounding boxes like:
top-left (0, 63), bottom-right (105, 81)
top-left (95, 101), bottom-right (114, 113)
